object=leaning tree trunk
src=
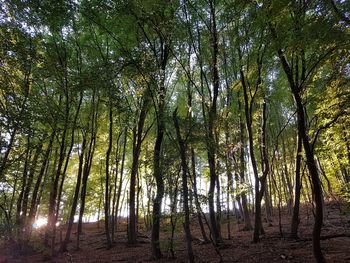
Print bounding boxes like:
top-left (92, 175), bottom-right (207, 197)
top-left (271, 21), bottom-right (326, 260)
top-left (294, 92), bottom-right (325, 262)
top-left (191, 149), bottom-right (209, 243)
top-left (55, 92), bottom-right (83, 228)
top-left (60, 135), bottom-right (86, 252)
top-left (0, 57), bottom-right (31, 181)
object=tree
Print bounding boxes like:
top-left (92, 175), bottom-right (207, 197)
top-left (268, 1), bottom-right (349, 260)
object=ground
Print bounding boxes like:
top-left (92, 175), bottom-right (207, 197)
top-left (1, 201), bottom-right (350, 262)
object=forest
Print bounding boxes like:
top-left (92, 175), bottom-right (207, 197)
top-left (0, 0), bottom-right (349, 262)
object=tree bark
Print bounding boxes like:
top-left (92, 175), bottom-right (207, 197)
top-left (238, 95), bottom-right (253, 231)
top-left (294, 92), bottom-right (325, 262)
top-left (291, 133), bottom-right (302, 238)
top-left (21, 142), bottom-right (42, 226)
top-left (270, 23), bottom-right (325, 261)
top-left (205, 0), bottom-right (221, 245)
top-left (151, 89), bottom-right (165, 259)
top-left (173, 109), bottom-right (195, 262)
top-left (239, 57), bottom-right (268, 243)
top-left (150, 24), bottom-right (169, 257)
top-left (16, 136), bottom-right (31, 231)
top-left (77, 89), bottom-right (98, 249)
top-left (128, 90), bottom-right (149, 245)
top-left (114, 128), bottom-right (127, 234)
top-left (104, 96), bottom-right (113, 249)
top-left (27, 130), bottom-right (55, 235)
top-left (60, 134), bottom-right (86, 252)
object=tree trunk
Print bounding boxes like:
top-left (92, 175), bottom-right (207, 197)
top-left (45, 92), bottom-right (70, 248)
top-left (104, 96), bottom-right (113, 249)
top-left (205, 0), bottom-right (221, 245)
top-left (60, 135), bottom-right (86, 252)
top-left (16, 137), bottom-right (31, 232)
top-left (0, 56), bottom-right (31, 181)
top-left (150, 32), bottom-right (168, 258)
top-left (240, 62), bottom-right (268, 243)
top-left (271, 22), bottom-right (326, 260)
top-left (77, 90), bottom-right (98, 249)
top-left (173, 109), bottom-right (195, 262)
top-left (111, 133), bottom-right (121, 242)
top-left (128, 91), bottom-right (149, 244)
top-left (294, 92), bottom-right (325, 262)
top-left (27, 130), bottom-right (55, 235)
top-left (21, 142), bottom-right (42, 227)
top-left (191, 149), bottom-right (209, 242)
top-left (291, 132), bottom-right (302, 238)
top-left (151, 101), bottom-right (165, 259)
top-left (114, 128), bottom-right (127, 233)
top-left (55, 92), bottom-right (83, 228)
top-left (238, 95), bottom-right (252, 231)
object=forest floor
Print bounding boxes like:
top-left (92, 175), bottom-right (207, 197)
top-left (1, 201), bottom-right (350, 263)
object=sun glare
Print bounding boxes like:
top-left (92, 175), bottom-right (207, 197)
top-left (33, 217), bottom-right (48, 229)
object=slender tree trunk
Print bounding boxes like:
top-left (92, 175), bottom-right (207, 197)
top-left (128, 91), bottom-right (149, 244)
top-left (111, 133), bottom-right (121, 242)
top-left (0, 56), bottom-right (31, 180)
top-left (55, 92), bottom-right (83, 228)
top-left (271, 21), bottom-right (325, 260)
top-left (240, 63), bottom-right (268, 242)
top-left (77, 135), bottom-right (96, 248)
top-left (45, 92), bottom-right (70, 248)
top-left (294, 92), bottom-right (325, 262)
top-left (151, 104), bottom-right (165, 259)
top-left (60, 135), bottom-right (86, 252)
top-left (27, 131), bottom-right (56, 238)
top-left (150, 35), bottom-right (169, 258)
top-left (104, 96), bottom-right (113, 249)
top-left (114, 128), bottom-right (127, 233)
top-left (264, 180), bottom-right (272, 223)
top-left (238, 95), bottom-right (252, 231)
top-left (21, 143), bottom-right (42, 228)
top-left (282, 139), bottom-right (293, 214)
top-left (16, 137), bottom-right (31, 233)
top-left (225, 146), bottom-right (233, 239)
top-left (97, 163), bottom-right (103, 229)
top-left (169, 168), bottom-right (180, 259)
top-left (215, 168), bottom-right (222, 240)
top-left (0, 127), bottom-right (19, 180)
top-left (291, 133), bottom-right (302, 238)
top-left (191, 149), bottom-right (209, 242)
top-left (136, 172), bottom-right (141, 234)
top-left (185, 46), bottom-right (208, 243)
top-left (205, 0), bottom-right (221, 245)
top-left (173, 109), bottom-right (194, 262)
top-left (77, 90), bottom-right (98, 249)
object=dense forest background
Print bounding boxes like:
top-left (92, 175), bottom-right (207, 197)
top-left (0, 0), bottom-right (349, 262)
